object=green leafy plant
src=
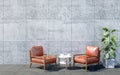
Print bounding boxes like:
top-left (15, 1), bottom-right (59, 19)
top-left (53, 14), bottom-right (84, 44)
top-left (101, 27), bottom-right (117, 60)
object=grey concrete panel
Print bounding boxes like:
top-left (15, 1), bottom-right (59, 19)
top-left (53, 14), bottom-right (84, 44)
top-left (26, 6), bottom-right (48, 19)
top-left (71, 41), bottom-right (86, 54)
top-left (27, 20), bottom-right (48, 40)
top-left (118, 30), bottom-right (120, 41)
top-left (0, 41), bottom-right (3, 64)
top-left (48, 46), bottom-right (60, 55)
top-left (26, 0), bottom-right (48, 7)
top-left (60, 0), bottom-right (71, 7)
top-left (71, 0), bottom-right (82, 7)
top-left (3, 0), bottom-right (25, 20)
top-left (0, 0), bottom-right (3, 6)
top-left (4, 21), bottom-right (26, 41)
top-left (14, 42), bottom-right (27, 64)
top-left (71, 0), bottom-right (94, 20)
top-left (48, 42), bottom-right (63, 54)
top-left (4, 41), bottom-right (27, 64)
top-left (4, 51), bottom-right (16, 64)
top-left (54, 7), bottom-right (72, 21)
top-left (94, 0), bottom-right (117, 19)
top-left (4, 0), bottom-right (26, 7)
top-left (0, 6), bottom-right (3, 20)
top-left (4, 41), bottom-right (17, 50)
top-left (0, 51), bottom-right (3, 64)
top-left (72, 21), bottom-right (95, 41)
top-left (61, 46), bottom-right (72, 54)
top-left (4, 41), bottom-right (17, 64)
top-left (48, 41), bottom-right (62, 47)
top-left (116, 41), bottom-right (120, 64)
top-left (0, 22), bottom-right (3, 41)
top-left (48, 7), bottom-right (61, 20)
top-left (48, 41), bottom-right (72, 54)
top-left (115, 8), bottom-right (120, 19)
top-left (48, 20), bottom-right (71, 41)
top-left (0, 41), bottom-right (3, 51)
top-left (61, 41), bottom-right (72, 47)
top-left (48, 0), bottom-right (61, 7)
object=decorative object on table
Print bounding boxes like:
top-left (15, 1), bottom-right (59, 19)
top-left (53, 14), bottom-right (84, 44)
top-left (58, 53), bottom-right (72, 69)
top-left (29, 46), bottom-right (56, 71)
top-left (101, 27), bottom-right (117, 68)
top-left (73, 46), bottom-right (100, 70)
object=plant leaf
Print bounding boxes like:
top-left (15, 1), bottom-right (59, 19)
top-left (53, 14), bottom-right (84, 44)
top-left (102, 28), bottom-right (109, 31)
top-left (111, 29), bottom-right (116, 33)
top-left (105, 53), bottom-right (109, 60)
top-left (101, 38), bottom-right (105, 42)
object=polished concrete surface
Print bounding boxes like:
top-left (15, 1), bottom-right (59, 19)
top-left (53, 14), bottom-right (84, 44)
top-left (0, 64), bottom-right (120, 75)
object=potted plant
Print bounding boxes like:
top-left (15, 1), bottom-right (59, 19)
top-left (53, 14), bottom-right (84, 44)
top-left (101, 27), bottom-right (117, 68)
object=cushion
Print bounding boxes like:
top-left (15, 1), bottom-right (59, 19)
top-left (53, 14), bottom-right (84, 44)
top-left (74, 55), bottom-right (99, 64)
top-left (31, 46), bottom-right (43, 56)
top-left (32, 55), bottom-right (56, 64)
top-left (86, 46), bottom-right (99, 57)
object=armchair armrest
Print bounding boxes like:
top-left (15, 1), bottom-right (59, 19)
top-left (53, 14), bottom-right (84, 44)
top-left (86, 56), bottom-right (98, 58)
top-left (46, 54), bottom-right (57, 58)
top-left (31, 55), bottom-right (46, 59)
top-left (74, 54), bottom-right (85, 57)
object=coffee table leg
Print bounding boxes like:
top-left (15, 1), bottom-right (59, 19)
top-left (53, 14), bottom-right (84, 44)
top-left (65, 58), bottom-right (67, 69)
top-left (69, 58), bottom-right (71, 68)
top-left (58, 58), bottom-right (60, 68)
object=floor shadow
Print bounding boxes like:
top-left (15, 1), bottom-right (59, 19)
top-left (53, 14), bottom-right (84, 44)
top-left (115, 65), bottom-right (120, 68)
top-left (46, 64), bottom-right (65, 72)
top-left (67, 64), bottom-right (105, 72)
top-left (32, 64), bottom-right (120, 72)
top-left (67, 66), bottom-right (83, 70)
top-left (87, 65), bottom-right (105, 72)
top-left (35, 64), bottom-right (65, 72)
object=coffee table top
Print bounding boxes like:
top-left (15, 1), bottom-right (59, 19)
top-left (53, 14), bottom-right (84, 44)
top-left (58, 54), bottom-right (71, 59)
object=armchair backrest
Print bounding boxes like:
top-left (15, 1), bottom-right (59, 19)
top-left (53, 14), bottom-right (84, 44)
top-left (30, 46), bottom-right (43, 56)
top-left (86, 46), bottom-right (100, 57)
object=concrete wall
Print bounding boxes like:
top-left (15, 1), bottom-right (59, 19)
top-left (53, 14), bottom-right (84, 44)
top-left (0, 0), bottom-right (120, 64)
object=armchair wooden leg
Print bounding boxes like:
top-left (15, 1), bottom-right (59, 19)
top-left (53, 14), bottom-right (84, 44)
top-left (43, 65), bottom-right (46, 71)
top-left (86, 59), bottom-right (88, 71)
top-left (73, 58), bottom-right (75, 67)
top-left (98, 62), bottom-right (100, 68)
top-left (69, 58), bottom-right (71, 68)
top-left (73, 62), bottom-right (75, 67)
top-left (55, 62), bottom-right (57, 65)
top-left (85, 65), bottom-right (87, 70)
top-left (29, 63), bottom-right (32, 68)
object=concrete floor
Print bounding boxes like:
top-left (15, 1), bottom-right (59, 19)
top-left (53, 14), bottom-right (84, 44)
top-left (0, 64), bottom-right (120, 75)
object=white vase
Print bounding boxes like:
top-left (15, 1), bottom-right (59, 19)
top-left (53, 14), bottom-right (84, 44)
top-left (105, 59), bottom-right (115, 68)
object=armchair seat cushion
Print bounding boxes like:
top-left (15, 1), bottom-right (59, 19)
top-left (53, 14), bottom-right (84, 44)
top-left (32, 55), bottom-right (56, 64)
top-left (74, 55), bottom-right (99, 64)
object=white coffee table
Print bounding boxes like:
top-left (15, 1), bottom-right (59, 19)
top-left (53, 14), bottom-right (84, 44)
top-left (58, 54), bottom-right (72, 69)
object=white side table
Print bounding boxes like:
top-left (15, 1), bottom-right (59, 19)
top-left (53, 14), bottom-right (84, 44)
top-left (58, 54), bottom-right (72, 69)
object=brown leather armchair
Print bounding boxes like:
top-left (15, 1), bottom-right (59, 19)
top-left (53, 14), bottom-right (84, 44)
top-left (29, 46), bottom-right (56, 71)
top-left (73, 46), bottom-right (100, 70)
